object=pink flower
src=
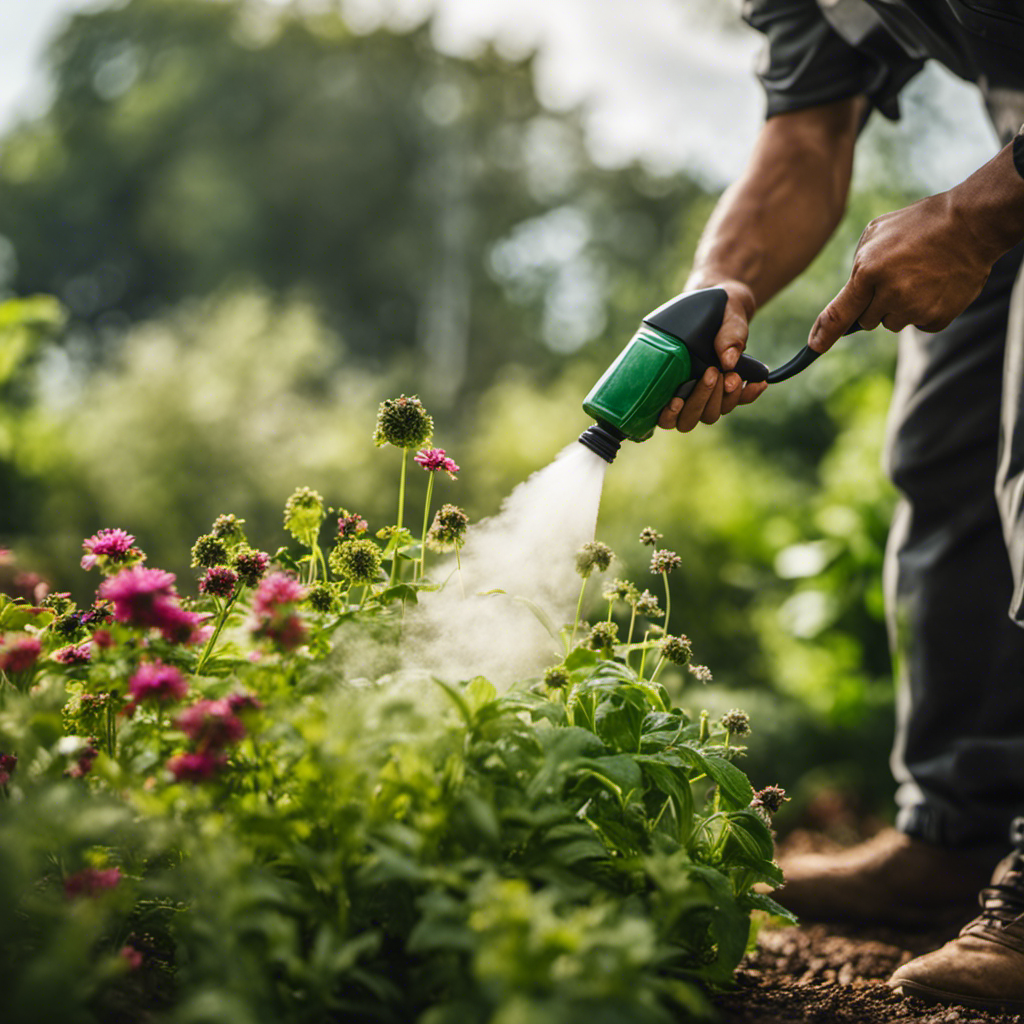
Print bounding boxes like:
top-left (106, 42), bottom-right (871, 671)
top-left (338, 512), bottom-right (369, 539)
top-left (414, 448), bottom-right (459, 479)
top-left (175, 699), bottom-right (246, 751)
top-left (91, 629), bottom-right (115, 649)
top-left (226, 691), bottom-right (262, 714)
top-left (252, 611), bottom-right (307, 651)
top-left (64, 866), bottom-right (121, 898)
top-left (0, 635), bottom-right (41, 673)
top-left (251, 573), bottom-right (306, 615)
top-left (99, 567), bottom-right (205, 644)
top-left (0, 753), bottom-right (16, 786)
top-left (66, 741), bottom-right (99, 779)
top-left (129, 661), bottom-right (188, 704)
top-left (198, 567), bottom-right (238, 598)
top-left (53, 643), bottom-right (91, 665)
top-left (81, 528), bottom-right (138, 571)
top-left (120, 945), bottom-right (144, 971)
top-left (167, 750), bottom-right (226, 782)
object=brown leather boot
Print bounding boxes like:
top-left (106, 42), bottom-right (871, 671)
top-left (773, 827), bottom-right (996, 929)
top-left (888, 828), bottom-right (1024, 1011)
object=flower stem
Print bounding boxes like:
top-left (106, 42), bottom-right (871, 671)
top-left (662, 570), bottom-right (672, 635)
top-left (606, 600), bottom-right (614, 624)
top-left (455, 544), bottom-right (465, 598)
top-left (626, 603), bottom-right (638, 647)
top-left (650, 653), bottom-right (667, 683)
top-left (195, 591), bottom-right (240, 676)
top-left (569, 577), bottom-right (588, 651)
top-left (391, 448), bottom-right (409, 585)
top-left (638, 629), bottom-right (650, 680)
top-left (418, 472), bottom-right (435, 582)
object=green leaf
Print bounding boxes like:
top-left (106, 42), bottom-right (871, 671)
top-left (571, 753), bottom-right (642, 807)
top-left (638, 758), bottom-right (694, 842)
top-left (563, 647), bottom-right (599, 672)
top-left (0, 599), bottom-right (52, 631)
top-left (433, 678), bottom-right (473, 727)
top-left (511, 595), bottom-right (560, 644)
top-left (376, 583), bottom-right (419, 605)
top-left (683, 749), bottom-right (754, 809)
top-left (464, 676), bottom-right (497, 712)
top-left (740, 891), bottom-right (799, 924)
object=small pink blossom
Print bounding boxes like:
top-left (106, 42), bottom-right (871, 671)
top-left (338, 512), bottom-right (369, 539)
top-left (198, 567), bottom-right (238, 598)
top-left (66, 740), bottom-right (99, 779)
top-left (64, 866), bottom-right (121, 898)
top-left (0, 752), bottom-right (16, 786)
top-left (252, 612), bottom-right (307, 651)
top-left (99, 567), bottom-right (205, 644)
top-left (129, 661), bottom-right (188, 704)
top-left (414, 448), bottom-right (459, 479)
top-left (53, 643), bottom-right (91, 665)
top-left (91, 629), bottom-right (115, 649)
top-left (81, 528), bottom-right (138, 571)
top-left (251, 572), bottom-right (306, 615)
top-left (167, 750), bottom-right (226, 782)
top-left (0, 635), bottom-right (41, 673)
top-left (120, 945), bottom-right (144, 970)
top-left (175, 699), bottom-right (246, 751)
top-left (226, 691), bottom-right (262, 715)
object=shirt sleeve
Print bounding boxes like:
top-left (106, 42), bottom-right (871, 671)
top-left (742, 0), bottom-right (922, 121)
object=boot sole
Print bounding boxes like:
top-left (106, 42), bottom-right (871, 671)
top-left (891, 978), bottom-right (1024, 1013)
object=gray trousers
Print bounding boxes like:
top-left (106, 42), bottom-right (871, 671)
top-left (887, 240), bottom-right (1024, 850)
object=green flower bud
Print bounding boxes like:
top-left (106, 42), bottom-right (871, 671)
top-left (373, 395), bottom-right (434, 449)
top-left (721, 708), bottom-right (751, 736)
top-left (427, 504), bottom-right (469, 551)
top-left (543, 665), bottom-right (570, 689)
top-left (660, 633), bottom-right (692, 666)
top-left (191, 533), bottom-right (229, 568)
top-left (634, 589), bottom-right (663, 618)
top-left (329, 538), bottom-right (383, 585)
top-left (602, 578), bottom-right (637, 603)
top-left (587, 620), bottom-right (619, 652)
top-left (211, 513), bottom-right (246, 543)
top-left (283, 487), bottom-right (326, 545)
top-left (639, 527), bottom-right (663, 547)
top-left (575, 541), bottom-right (613, 578)
top-left (306, 583), bottom-right (336, 613)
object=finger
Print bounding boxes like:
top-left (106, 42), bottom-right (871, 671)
top-left (700, 371), bottom-right (726, 425)
top-left (657, 397), bottom-right (684, 430)
top-left (720, 372), bottom-right (744, 416)
top-left (676, 368), bottom-right (718, 433)
top-left (715, 309), bottom-right (750, 371)
top-left (809, 277), bottom-right (873, 353)
top-left (736, 380), bottom-right (768, 406)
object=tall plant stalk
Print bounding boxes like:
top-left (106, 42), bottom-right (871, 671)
top-left (391, 448), bottom-right (409, 585)
top-left (418, 472), bottom-right (435, 581)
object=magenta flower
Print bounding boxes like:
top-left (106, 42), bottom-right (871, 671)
top-left (0, 753), bottom-right (16, 786)
top-left (167, 750), bottom-right (227, 783)
top-left (226, 691), bottom-right (262, 714)
top-left (64, 866), bottom-right (121, 899)
top-left (251, 572), bottom-right (306, 615)
top-left (99, 567), bottom-right (205, 644)
top-left (53, 643), bottom-right (91, 666)
top-left (232, 548), bottom-right (270, 587)
top-left (99, 567), bottom-right (178, 624)
top-left (81, 528), bottom-right (138, 571)
top-left (252, 612), bottom-right (307, 651)
top-left (120, 945), bottom-right (144, 971)
top-left (129, 661), bottom-right (188, 704)
top-left (414, 448), bottom-right (459, 479)
top-left (198, 567), bottom-right (238, 598)
top-left (175, 699), bottom-right (246, 751)
top-left (66, 741), bottom-right (99, 779)
top-left (338, 512), bottom-right (369, 539)
top-left (0, 635), bottom-right (41, 674)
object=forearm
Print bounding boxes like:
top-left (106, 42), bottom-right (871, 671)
top-left (686, 97), bottom-right (866, 312)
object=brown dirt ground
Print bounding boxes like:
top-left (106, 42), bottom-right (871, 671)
top-left (713, 825), bottom-right (1023, 1024)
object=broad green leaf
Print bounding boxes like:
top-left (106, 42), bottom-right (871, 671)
top-left (376, 582), bottom-right (419, 605)
top-left (740, 890), bottom-right (799, 924)
top-left (638, 758), bottom-right (694, 842)
top-left (511, 595), bottom-right (560, 644)
top-left (464, 675), bottom-right (497, 712)
top-left (563, 647), bottom-right (599, 672)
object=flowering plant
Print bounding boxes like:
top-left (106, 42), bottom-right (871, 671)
top-left (0, 395), bottom-right (789, 1024)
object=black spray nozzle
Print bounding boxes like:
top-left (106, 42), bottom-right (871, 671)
top-left (579, 421), bottom-right (625, 463)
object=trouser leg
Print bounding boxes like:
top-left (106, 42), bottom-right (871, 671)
top-left (887, 241), bottom-right (1024, 849)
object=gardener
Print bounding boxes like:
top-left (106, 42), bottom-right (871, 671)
top-left (658, 0), bottom-right (1024, 1011)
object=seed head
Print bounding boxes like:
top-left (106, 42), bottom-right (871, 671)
top-left (306, 583), bottom-right (335, 612)
top-left (41, 592), bottom-right (74, 615)
top-left (283, 487), bottom-right (326, 544)
top-left (688, 663), bottom-right (713, 684)
top-left (232, 547), bottom-right (270, 587)
top-left (210, 514), bottom-right (246, 543)
top-left (543, 665), bottom-right (570, 689)
top-left (639, 527), bottom-right (663, 547)
top-left (198, 567), bottom-right (238, 598)
top-left (660, 633), bottom-right (692, 665)
top-left (751, 784), bottom-right (788, 815)
top-left (721, 708), bottom-right (751, 736)
top-left (52, 611), bottom-right (85, 641)
top-left (575, 541), bottom-right (613, 578)
top-left (650, 549), bottom-right (682, 575)
top-left (635, 589), bottom-right (663, 618)
top-left (602, 578), bottom-right (637, 603)
top-left (427, 504), bottom-right (469, 551)
top-left (330, 538), bottom-right (383, 585)
top-left (587, 621), bottom-right (619, 652)
top-left (191, 534), bottom-right (229, 569)
top-left (373, 394), bottom-right (434, 449)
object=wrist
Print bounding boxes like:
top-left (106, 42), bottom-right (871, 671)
top-left (948, 141), bottom-right (1024, 263)
top-left (683, 272), bottom-right (757, 319)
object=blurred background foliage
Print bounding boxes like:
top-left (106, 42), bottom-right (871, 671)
top-left (0, 0), bottom-right (935, 829)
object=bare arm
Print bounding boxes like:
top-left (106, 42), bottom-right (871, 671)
top-left (661, 95), bottom-right (867, 432)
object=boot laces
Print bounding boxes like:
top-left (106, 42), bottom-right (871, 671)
top-left (979, 822), bottom-right (1024, 928)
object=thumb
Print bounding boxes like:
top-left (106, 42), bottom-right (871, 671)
top-left (809, 278), bottom-right (871, 353)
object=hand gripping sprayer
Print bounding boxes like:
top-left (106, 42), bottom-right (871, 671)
top-left (578, 287), bottom-right (860, 463)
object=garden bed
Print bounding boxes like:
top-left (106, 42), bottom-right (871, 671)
top-left (715, 918), bottom-right (1024, 1023)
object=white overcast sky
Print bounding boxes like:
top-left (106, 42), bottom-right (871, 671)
top-left (0, 0), bottom-right (1000, 187)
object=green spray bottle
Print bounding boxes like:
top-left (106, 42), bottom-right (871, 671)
top-left (578, 287), bottom-right (857, 462)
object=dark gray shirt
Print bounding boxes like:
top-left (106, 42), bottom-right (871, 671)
top-left (743, 0), bottom-right (1024, 143)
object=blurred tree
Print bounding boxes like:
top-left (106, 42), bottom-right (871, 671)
top-left (0, 0), bottom-right (709, 405)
